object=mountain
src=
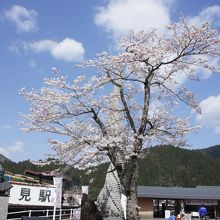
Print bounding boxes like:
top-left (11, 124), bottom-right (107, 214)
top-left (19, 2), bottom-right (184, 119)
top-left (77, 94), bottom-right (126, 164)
top-left (1, 144), bottom-right (220, 199)
top-left (83, 145), bottom-right (220, 198)
top-left (138, 145), bottom-right (220, 187)
top-left (0, 153), bottom-right (11, 163)
top-left (197, 145), bottom-right (220, 159)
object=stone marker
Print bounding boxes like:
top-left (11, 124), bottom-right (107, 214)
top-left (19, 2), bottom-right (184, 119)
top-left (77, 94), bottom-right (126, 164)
top-left (0, 164), bottom-right (13, 220)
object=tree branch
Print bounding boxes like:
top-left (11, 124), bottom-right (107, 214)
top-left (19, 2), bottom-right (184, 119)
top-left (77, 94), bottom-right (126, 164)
top-left (119, 86), bottom-right (137, 133)
top-left (91, 108), bottom-right (107, 136)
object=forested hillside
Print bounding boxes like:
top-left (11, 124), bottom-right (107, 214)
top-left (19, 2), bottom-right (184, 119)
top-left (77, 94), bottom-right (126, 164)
top-left (198, 145), bottom-right (220, 159)
top-left (139, 145), bottom-right (220, 186)
top-left (2, 158), bottom-right (62, 175)
top-left (1, 145), bottom-right (220, 198)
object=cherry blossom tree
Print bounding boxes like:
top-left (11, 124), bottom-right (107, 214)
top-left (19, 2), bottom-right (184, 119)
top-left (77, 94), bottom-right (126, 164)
top-left (20, 17), bottom-right (220, 220)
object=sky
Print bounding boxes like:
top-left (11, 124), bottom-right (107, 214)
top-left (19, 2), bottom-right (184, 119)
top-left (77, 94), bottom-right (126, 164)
top-left (0, 0), bottom-right (220, 162)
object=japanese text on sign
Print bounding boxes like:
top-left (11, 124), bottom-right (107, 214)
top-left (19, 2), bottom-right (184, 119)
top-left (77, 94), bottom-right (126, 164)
top-left (9, 184), bottom-right (56, 206)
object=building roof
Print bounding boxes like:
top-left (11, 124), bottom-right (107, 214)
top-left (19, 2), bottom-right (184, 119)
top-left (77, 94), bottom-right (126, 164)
top-left (24, 170), bottom-right (70, 181)
top-left (137, 186), bottom-right (220, 200)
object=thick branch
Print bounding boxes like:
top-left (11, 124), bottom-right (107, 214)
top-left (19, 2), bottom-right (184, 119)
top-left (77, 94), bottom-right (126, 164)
top-left (91, 108), bottom-right (107, 136)
top-left (119, 86), bottom-right (137, 133)
top-left (106, 71), bottom-right (137, 133)
top-left (138, 69), bottom-right (154, 135)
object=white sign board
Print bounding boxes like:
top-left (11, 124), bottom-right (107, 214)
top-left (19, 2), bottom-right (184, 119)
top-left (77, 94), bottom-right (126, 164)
top-left (165, 210), bottom-right (171, 219)
top-left (9, 184), bottom-right (56, 206)
top-left (186, 199), bottom-right (218, 206)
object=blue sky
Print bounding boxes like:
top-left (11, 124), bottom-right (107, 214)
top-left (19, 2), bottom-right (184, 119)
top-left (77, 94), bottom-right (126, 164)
top-left (0, 0), bottom-right (220, 162)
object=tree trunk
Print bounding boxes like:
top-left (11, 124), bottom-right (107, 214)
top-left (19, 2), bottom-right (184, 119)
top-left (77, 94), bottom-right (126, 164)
top-left (121, 156), bottom-right (140, 220)
top-left (126, 180), bottom-right (139, 220)
top-left (80, 193), bottom-right (103, 220)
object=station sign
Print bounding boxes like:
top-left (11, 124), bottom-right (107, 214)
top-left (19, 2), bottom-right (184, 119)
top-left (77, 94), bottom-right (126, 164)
top-left (186, 199), bottom-right (218, 206)
top-left (9, 183), bottom-right (56, 206)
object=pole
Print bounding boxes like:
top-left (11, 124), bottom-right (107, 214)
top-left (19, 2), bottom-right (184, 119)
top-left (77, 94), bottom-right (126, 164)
top-left (53, 205), bottom-right (56, 220)
top-left (70, 208), bottom-right (73, 219)
top-left (214, 205), bottom-right (216, 219)
top-left (59, 208), bottom-right (62, 220)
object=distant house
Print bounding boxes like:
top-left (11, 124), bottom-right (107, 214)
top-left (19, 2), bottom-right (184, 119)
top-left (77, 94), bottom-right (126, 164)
top-left (24, 169), bottom-right (56, 185)
top-left (138, 185), bottom-right (220, 219)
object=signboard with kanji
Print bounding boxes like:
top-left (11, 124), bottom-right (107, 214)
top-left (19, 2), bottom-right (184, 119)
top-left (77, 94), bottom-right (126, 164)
top-left (186, 199), bottom-right (218, 206)
top-left (9, 184), bottom-right (56, 206)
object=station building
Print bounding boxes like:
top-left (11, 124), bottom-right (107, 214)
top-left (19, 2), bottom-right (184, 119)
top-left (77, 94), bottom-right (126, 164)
top-left (138, 186), bottom-right (220, 219)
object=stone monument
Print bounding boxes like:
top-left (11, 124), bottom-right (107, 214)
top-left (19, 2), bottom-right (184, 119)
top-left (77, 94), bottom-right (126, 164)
top-left (97, 163), bottom-right (126, 220)
top-left (0, 164), bottom-right (13, 220)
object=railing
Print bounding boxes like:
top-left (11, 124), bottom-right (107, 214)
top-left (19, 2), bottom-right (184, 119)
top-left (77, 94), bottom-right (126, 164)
top-left (7, 207), bottom-right (80, 220)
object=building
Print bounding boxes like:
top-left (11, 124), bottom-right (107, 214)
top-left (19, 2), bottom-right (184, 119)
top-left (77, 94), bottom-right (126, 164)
top-left (138, 185), bottom-right (220, 219)
top-left (6, 169), bottom-right (81, 209)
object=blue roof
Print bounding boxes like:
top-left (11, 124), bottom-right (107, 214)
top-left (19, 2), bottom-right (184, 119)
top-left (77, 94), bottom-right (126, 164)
top-left (137, 186), bottom-right (220, 200)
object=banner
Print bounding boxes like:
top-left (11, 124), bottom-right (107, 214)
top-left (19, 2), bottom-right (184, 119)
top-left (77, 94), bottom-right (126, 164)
top-left (81, 185), bottom-right (89, 195)
top-left (53, 177), bottom-right (63, 208)
top-left (121, 194), bottom-right (127, 219)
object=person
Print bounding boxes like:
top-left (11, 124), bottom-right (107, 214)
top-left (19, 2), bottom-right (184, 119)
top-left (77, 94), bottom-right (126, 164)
top-left (198, 205), bottom-right (207, 220)
top-left (176, 212), bottom-right (184, 220)
top-left (168, 211), bottom-right (176, 220)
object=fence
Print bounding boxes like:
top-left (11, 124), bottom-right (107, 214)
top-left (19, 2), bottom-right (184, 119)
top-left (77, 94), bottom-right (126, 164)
top-left (7, 207), bottom-right (80, 220)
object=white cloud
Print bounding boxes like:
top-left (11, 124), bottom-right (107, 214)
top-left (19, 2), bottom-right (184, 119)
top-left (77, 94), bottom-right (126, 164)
top-left (4, 5), bottom-right (38, 33)
top-left (94, 0), bottom-right (173, 38)
top-left (9, 40), bottom-right (21, 54)
top-left (187, 5), bottom-right (220, 27)
top-left (185, 5), bottom-right (220, 80)
top-left (0, 148), bottom-right (9, 158)
top-left (8, 141), bottom-right (24, 153)
top-left (0, 141), bottom-right (24, 159)
top-left (195, 56), bottom-right (220, 79)
top-left (27, 40), bottom-right (56, 52)
top-left (196, 94), bottom-right (220, 133)
top-left (29, 59), bottom-right (37, 68)
top-left (0, 125), bottom-right (11, 132)
top-left (23, 38), bottom-right (85, 62)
